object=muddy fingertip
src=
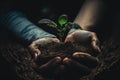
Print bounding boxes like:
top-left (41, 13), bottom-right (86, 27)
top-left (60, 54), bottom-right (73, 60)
top-left (63, 57), bottom-right (71, 63)
top-left (55, 56), bottom-right (62, 62)
top-left (72, 52), bottom-right (92, 58)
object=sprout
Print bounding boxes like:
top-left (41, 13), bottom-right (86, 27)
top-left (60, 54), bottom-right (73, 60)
top-left (38, 19), bottom-right (57, 28)
top-left (58, 15), bottom-right (68, 26)
top-left (38, 14), bottom-right (73, 41)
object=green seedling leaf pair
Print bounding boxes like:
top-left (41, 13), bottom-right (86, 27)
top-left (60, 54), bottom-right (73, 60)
top-left (38, 14), bottom-right (73, 41)
top-left (58, 14), bottom-right (68, 26)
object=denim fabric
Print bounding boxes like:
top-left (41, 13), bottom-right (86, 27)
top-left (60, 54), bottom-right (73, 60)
top-left (0, 11), bottom-right (56, 44)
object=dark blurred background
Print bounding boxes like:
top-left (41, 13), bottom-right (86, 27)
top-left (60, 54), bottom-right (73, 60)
top-left (0, 0), bottom-right (120, 80)
top-left (1, 0), bottom-right (120, 40)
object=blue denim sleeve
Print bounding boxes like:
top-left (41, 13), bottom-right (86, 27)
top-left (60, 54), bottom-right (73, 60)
top-left (0, 11), bottom-right (56, 44)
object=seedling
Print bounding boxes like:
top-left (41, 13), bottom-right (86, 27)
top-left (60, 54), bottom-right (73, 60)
top-left (38, 14), bottom-right (74, 41)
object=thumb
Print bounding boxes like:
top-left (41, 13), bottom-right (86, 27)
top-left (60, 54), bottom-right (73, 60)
top-left (28, 43), bottom-right (41, 61)
top-left (91, 32), bottom-right (101, 53)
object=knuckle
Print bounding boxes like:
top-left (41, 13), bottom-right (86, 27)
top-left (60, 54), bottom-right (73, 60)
top-left (90, 32), bottom-right (96, 37)
top-left (54, 56), bottom-right (62, 61)
top-left (28, 42), bottom-right (36, 48)
top-left (53, 38), bottom-right (59, 42)
top-left (63, 57), bottom-right (71, 63)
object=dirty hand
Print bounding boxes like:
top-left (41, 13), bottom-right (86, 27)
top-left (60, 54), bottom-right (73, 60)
top-left (28, 37), bottom-right (60, 60)
top-left (62, 52), bottom-right (99, 77)
top-left (65, 29), bottom-right (101, 52)
top-left (64, 29), bottom-right (100, 76)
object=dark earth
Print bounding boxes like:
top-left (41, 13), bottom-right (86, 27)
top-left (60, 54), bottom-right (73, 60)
top-left (0, 30), bottom-right (120, 80)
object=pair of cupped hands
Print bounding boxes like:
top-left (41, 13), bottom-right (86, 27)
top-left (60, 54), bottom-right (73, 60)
top-left (28, 29), bottom-right (101, 74)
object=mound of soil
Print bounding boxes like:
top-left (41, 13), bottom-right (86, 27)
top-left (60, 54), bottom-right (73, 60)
top-left (0, 38), bottom-right (120, 80)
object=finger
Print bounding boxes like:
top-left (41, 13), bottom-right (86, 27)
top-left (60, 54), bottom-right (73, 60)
top-left (34, 38), bottom-right (60, 46)
top-left (38, 56), bottom-right (62, 72)
top-left (52, 38), bottom-right (60, 43)
top-left (91, 32), bottom-right (101, 53)
top-left (72, 52), bottom-right (99, 68)
top-left (71, 59), bottom-right (91, 76)
top-left (28, 44), bottom-right (41, 60)
top-left (64, 34), bottom-right (73, 43)
top-left (63, 57), bottom-right (91, 75)
top-left (63, 57), bottom-right (71, 66)
top-left (64, 30), bottom-right (91, 43)
top-left (33, 48), bottom-right (41, 60)
top-left (64, 37), bottom-right (69, 43)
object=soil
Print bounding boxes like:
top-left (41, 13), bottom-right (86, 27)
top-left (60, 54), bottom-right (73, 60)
top-left (0, 37), bottom-right (120, 80)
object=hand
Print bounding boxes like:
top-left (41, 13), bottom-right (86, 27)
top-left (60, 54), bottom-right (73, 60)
top-left (62, 52), bottom-right (99, 77)
top-left (65, 29), bottom-right (101, 52)
top-left (28, 37), bottom-right (60, 60)
top-left (64, 29), bottom-right (100, 77)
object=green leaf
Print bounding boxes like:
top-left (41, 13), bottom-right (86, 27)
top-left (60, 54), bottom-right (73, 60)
top-left (58, 14), bottom-right (68, 26)
top-left (38, 19), bottom-right (57, 28)
top-left (47, 23), bottom-right (57, 28)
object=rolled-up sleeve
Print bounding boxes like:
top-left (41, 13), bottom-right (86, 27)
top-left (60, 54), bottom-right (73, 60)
top-left (0, 11), bottom-right (56, 44)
